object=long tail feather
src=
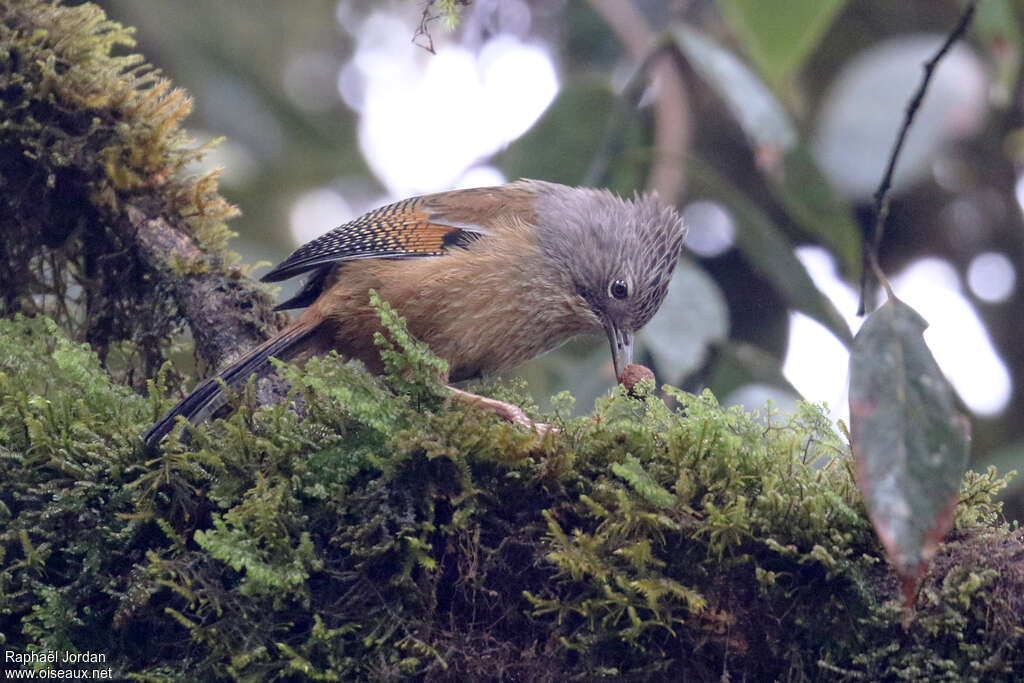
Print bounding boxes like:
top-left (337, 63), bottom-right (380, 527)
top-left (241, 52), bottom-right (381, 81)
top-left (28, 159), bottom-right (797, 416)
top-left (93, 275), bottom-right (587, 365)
top-left (143, 324), bottom-right (320, 448)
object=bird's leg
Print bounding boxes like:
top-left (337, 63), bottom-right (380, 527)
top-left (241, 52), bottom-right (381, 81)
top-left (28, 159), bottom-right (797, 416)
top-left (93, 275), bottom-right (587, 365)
top-left (446, 386), bottom-right (556, 434)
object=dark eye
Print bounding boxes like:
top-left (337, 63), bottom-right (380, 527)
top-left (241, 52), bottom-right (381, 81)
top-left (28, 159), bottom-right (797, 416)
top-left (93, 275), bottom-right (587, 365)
top-left (608, 278), bottom-right (630, 300)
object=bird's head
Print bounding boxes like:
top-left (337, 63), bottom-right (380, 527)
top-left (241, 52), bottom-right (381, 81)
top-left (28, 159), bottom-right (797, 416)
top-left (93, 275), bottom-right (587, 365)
top-left (530, 181), bottom-right (687, 380)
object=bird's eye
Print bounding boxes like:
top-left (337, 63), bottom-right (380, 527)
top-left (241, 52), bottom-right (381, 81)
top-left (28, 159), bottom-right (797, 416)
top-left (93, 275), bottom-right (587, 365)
top-left (608, 278), bottom-right (630, 300)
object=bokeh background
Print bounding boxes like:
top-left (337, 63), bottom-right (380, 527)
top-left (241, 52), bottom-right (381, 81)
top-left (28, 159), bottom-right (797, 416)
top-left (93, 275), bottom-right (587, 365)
top-left (92, 0), bottom-right (1024, 515)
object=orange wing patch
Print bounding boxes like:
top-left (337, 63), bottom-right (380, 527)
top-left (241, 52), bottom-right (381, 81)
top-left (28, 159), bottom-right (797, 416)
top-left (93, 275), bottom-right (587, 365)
top-left (351, 201), bottom-right (458, 255)
top-left (261, 197), bottom-right (470, 283)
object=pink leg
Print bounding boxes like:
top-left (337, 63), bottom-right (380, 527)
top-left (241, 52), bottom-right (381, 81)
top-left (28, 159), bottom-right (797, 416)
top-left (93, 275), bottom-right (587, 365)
top-left (446, 386), bottom-right (556, 434)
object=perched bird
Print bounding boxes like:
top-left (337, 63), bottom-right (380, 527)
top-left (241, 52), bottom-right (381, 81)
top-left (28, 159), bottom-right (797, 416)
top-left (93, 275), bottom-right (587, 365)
top-left (143, 179), bottom-right (686, 447)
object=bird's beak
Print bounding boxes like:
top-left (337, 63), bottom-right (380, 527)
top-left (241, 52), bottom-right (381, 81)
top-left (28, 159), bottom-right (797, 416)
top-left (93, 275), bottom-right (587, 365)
top-left (605, 324), bottom-right (633, 382)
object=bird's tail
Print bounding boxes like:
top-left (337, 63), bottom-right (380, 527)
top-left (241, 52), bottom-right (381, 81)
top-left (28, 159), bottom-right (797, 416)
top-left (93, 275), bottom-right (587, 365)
top-left (143, 323), bottom-right (321, 448)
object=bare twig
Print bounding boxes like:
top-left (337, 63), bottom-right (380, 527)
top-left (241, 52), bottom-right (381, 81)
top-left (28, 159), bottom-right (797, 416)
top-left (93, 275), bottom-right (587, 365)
top-left (413, 0), bottom-right (472, 54)
top-left (413, 3), bottom-right (440, 54)
top-left (858, 2), bottom-right (978, 315)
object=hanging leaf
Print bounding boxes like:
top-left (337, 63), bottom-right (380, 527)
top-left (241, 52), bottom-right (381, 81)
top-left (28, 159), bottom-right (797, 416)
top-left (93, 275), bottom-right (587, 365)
top-left (848, 297), bottom-right (970, 609)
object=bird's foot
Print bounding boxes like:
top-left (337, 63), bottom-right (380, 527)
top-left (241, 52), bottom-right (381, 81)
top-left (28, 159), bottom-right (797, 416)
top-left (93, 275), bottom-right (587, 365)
top-left (446, 386), bottom-right (557, 435)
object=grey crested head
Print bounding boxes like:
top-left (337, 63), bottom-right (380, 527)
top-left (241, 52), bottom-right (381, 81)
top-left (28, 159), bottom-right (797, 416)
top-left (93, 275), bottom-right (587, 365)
top-left (528, 180), bottom-right (687, 379)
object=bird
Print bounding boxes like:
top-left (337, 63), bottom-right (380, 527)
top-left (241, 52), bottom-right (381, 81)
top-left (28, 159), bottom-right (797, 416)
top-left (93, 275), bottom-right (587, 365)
top-left (143, 179), bottom-right (686, 447)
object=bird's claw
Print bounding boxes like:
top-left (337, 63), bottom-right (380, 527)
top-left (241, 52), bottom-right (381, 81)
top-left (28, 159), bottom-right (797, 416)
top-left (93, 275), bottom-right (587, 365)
top-left (446, 386), bottom-right (558, 435)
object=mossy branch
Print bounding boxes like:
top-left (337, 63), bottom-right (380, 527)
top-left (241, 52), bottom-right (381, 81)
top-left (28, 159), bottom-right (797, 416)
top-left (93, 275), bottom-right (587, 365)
top-left (0, 0), bottom-right (280, 386)
top-left (2, 313), bottom-right (1023, 680)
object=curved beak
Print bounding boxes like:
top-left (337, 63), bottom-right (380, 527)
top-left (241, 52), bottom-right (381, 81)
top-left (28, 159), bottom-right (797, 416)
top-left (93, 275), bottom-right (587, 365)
top-left (605, 323), bottom-right (633, 382)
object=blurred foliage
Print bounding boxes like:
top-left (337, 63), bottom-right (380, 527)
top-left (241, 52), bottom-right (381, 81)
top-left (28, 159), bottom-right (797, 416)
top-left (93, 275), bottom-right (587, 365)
top-left (500, 77), bottom-right (648, 195)
top-left (717, 0), bottom-right (847, 90)
top-left (96, 0), bottom-right (366, 262)
top-left (3, 313), bottom-right (1023, 680)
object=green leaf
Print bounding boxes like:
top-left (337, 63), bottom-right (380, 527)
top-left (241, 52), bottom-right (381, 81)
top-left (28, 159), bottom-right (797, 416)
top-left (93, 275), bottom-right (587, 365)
top-left (670, 23), bottom-right (797, 151)
top-left (973, 0), bottom-right (1022, 108)
top-left (848, 297), bottom-right (970, 599)
top-left (688, 156), bottom-right (853, 346)
top-left (716, 0), bottom-right (847, 89)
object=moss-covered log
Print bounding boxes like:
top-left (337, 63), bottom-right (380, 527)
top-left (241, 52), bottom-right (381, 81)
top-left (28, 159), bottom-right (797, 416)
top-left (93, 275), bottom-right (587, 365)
top-left (1, 312), bottom-right (1022, 680)
top-left (2, 1), bottom-right (1024, 681)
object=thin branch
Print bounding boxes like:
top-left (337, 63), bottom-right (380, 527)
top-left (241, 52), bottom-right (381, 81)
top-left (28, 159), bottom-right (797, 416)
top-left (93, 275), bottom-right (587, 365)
top-left (413, 3), bottom-right (440, 54)
top-left (868, 249), bottom-right (895, 304)
top-left (858, 1), bottom-right (978, 315)
top-left (413, 0), bottom-right (472, 54)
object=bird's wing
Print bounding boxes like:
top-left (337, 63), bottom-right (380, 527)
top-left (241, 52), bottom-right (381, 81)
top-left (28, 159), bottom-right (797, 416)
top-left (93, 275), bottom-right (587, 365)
top-left (260, 183), bottom-right (537, 283)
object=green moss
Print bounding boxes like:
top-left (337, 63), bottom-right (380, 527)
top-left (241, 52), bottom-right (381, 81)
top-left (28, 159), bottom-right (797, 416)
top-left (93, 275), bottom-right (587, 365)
top-left (1, 311), bottom-right (1020, 681)
top-left (0, 0), bottom-right (245, 384)
top-left (1, 5), bottom-right (1020, 679)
